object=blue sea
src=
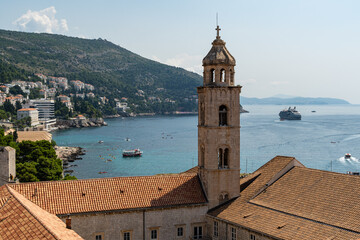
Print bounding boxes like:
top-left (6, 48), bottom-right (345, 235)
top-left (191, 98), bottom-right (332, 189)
top-left (52, 105), bottom-right (360, 179)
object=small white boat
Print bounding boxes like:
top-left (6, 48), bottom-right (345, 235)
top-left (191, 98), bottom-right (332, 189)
top-left (123, 149), bottom-right (142, 157)
top-left (98, 140), bottom-right (104, 143)
top-left (345, 153), bottom-right (351, 159)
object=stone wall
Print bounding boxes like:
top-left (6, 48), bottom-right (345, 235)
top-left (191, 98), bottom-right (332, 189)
top-left (207, 216), bottom-right (276, 240)
top-left (61, 204), bottom-right (208, 240)
top-left (0, 146), bottom-right (16, 186)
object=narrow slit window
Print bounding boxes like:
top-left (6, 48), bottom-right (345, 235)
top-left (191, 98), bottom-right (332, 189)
top-left (218, 148), bottom-right (223, 168)
top-left (224, 148), bottom-right (229, 168)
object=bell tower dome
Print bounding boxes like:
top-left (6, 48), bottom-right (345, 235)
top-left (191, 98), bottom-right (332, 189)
top-left (202, 26), bottom-right (236, 87)
top-left (198, 26), bottom-right (241, 209)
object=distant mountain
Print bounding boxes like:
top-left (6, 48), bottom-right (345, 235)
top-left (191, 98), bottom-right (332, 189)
top-left (240, 96), bottom-right (350, 105)
top-left (0, 29), bottom-right (202, 113)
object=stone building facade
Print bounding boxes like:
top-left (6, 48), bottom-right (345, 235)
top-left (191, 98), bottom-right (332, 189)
top-left (17, 108), bottom-right (40, 126)
top-left (0, 146), bottom-right (16, 186)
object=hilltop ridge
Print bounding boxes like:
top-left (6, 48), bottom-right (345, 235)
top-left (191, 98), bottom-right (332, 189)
top-left (0, 29), bottom-right (202, 113)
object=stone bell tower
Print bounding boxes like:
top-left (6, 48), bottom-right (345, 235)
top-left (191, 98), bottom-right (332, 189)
top-left (198, 26), bottom-right (241, 209)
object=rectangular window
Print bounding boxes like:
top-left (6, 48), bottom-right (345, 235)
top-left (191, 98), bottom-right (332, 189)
top-left (231, 227), bottom-right (236, 240)
top-left (213, 221), bottom-right (218, 237)
top-left (194, 226), bottom-right (203, 239)
top-left (151, 229), bottom-right (158, 239)
top-left (250, 234), bottom-right (256, 240)
top-left (177, 227), bottom-right (183, 237)
top-left (123, 232), bottom-right (131, 240)
top-left (95, 235), bottom-right (102, 240)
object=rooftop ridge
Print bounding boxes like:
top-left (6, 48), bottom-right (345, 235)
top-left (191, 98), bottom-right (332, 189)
top-left (296, 165), bottom-right (356, 177)
top-left (7, 173), bottom-right (198, 186)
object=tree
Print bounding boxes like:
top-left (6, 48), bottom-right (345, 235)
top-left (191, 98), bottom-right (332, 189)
top-left (0, 109), bottom-right (10, 120)
top-left (14, 117), bottom-right (31, 129)
top-left (15, 101), bottom-right (22, 111)
top-left (55, 100), bottom-right (70, 119)
top-left (9, 85), bottom-right (25, 96)
top-left (63, 174), bottom-right (77, 180)
top-left (16, 161), bottom-right (39, 182)
top-left (3, 100), bottom-right (16, 115)
top-left (15, 140), bottom-right (64, 182)
top-left (29, 88), bottom-right (41, 99)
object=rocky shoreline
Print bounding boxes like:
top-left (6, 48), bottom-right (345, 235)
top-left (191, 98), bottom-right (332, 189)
top-left (55, 146), bottom-right (85, 174)
top-left (56, 118), bottom-right (107, 130)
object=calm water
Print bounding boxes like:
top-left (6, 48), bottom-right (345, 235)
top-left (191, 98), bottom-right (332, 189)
top-left (52, 105), bottom-right (360, 179)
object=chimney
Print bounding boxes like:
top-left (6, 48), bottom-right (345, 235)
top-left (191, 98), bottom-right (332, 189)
top-left (66, 215), bottom-right (71, 229)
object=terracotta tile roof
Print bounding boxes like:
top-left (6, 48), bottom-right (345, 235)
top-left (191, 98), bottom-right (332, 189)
top-left (17, 131), bottom-right (52, 142)
top-left (17, 108), bottom-right (38, 112)
top-left (182, 166), bottom-right (199, 174)
top-left (0, 185), bottom-right (83, 240)
top-left (208, 156), bottom-right (360, 240)
top-left (8, 174), bottom-right (206, 215)
top-left (250, 167), bottom-right (360, 234)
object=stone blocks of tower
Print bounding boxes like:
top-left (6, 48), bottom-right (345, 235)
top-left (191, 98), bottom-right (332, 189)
top-left (0, 146), bottom-right (16, 186)
top-left (197, 86), bottom-right (241, 209)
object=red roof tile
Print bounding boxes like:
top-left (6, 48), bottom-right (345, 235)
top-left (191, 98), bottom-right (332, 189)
top-left (0, 185), bottom-right (83, 240)
top-left (208, 156), bottom-right (360, 240)
top-left (9, 174), bottom-right (206, 215)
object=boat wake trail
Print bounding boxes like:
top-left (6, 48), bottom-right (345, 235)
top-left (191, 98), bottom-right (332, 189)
top-left (342, 134), bottom-right (360, 142)
top-left (338, 156), bottom-right (360, 165)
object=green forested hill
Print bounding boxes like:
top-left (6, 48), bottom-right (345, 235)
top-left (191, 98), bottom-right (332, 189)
top-left (0, 29), bottom-right (201, 113)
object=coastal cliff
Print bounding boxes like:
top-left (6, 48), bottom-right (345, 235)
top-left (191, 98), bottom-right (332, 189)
top-left (56, 118), bottom-right (107, 130)
top-left (240, 104), bottom-right (249, 113)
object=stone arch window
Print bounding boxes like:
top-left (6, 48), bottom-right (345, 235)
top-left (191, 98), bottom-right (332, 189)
top-left (210, 69), bottom-right (215, 83)
top-left (218, 147), bottom-right (230, 169)
top-left (200, 146), bottom-right (205, 167)
top-left (219, 105), bottom-right (228, 126)
top-left (219, 192), bottom-right (229, 204)
top-left (200, 102), bottom-right (205, 125)
top-left (220, 69), bottom-right (225, 82)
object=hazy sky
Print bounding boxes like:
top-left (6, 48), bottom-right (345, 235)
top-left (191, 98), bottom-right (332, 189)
top-left (1, 0), bottom-right (360, 103)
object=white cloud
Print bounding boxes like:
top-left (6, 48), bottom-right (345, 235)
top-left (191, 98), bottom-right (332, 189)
top-left (13, 6), bottom-right (68, 33)
top-left (241, 78), bottom-right (257, 85)
top-left (152, 53), bottom-right (202, 74)
top-left (270, 81), bottom-right (289, 86)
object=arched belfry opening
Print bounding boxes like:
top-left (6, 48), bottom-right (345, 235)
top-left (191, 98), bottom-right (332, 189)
top-left (220, 69), bottom-right (225, 83)
top-left (211, 69), bottom-right (215, 83)
top-left (219, 105), bottom-right (227, 126)
top-left (218, 147), bottom-right (229, 169)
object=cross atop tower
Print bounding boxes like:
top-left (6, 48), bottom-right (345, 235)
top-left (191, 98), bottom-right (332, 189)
top-left (216, 25), bottom-right (221, 39)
